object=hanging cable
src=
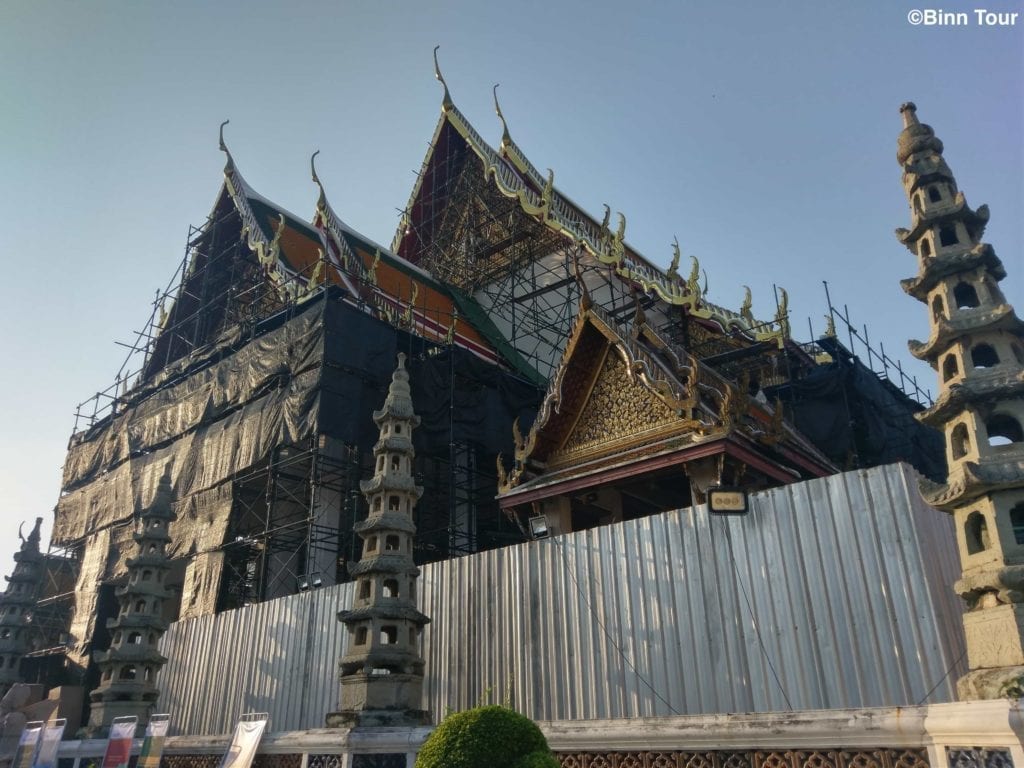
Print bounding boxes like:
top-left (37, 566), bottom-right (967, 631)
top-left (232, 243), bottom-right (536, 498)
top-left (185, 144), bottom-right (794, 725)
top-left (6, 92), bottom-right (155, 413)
top-left (718, 517), bottom-right (794, 711)
top-left (550, 535), bottom-right (681, 715)
top-left (915, 646), bottom-right (967, 705)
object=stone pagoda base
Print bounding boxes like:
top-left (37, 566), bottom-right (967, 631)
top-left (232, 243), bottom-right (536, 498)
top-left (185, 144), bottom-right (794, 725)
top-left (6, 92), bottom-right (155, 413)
top-left (87, 699), bottom-right (152, 735)
top-left (957, 664), bottom-right (1024, 700)
top-left (327, 673), bottom-right (430, 728)
top-left (326, 707), bottom-right (431, 729)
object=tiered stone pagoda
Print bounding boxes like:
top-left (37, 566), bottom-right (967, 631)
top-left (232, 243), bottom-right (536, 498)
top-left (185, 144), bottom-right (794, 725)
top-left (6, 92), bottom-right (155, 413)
top-left (329, 353), bottom-right (430, 728)
top-left (88, 467), bottom-right (176, 730)
top-left (0, 518), bottom-right (44, 697)
top-left (895, 102), bottom-right (1024, 699)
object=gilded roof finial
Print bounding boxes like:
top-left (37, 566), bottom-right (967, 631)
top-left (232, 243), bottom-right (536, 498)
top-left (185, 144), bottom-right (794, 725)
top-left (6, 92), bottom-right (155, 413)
top-left (598, 204), bottom-right (612, 251)
top-left (824, 313), bottom-right (836, 338)
top-left (774, 286), bottom-right (791, 339)
top-left (308, 255), bottom-right (325, 291)
top-left (571, 247), bottom-right (593, 310)
top-left (311, 149), bottom-right (327, 209)
top-left (687, 255), bottom-right (702, 299)
top-left (667, 237), bottom-right (682, 281)
top-left (445, 309), bottom-right (459, 345)
top-left (740, 285), bottom-right (754, 324)
top-left (219, 119), bottom-right (234, 173)
top-left (542, 168), bottom-right (554, 210)
top-left (496, 453), bottom-right (508, 490)
top-left (493, 83), bottom-right (511, 146)
top-left (433, 45), bottom-right (454, 113)
top-left (632, 285), bottom-right (647, 329)
top-left (369, 248), bottom-right (381, 285)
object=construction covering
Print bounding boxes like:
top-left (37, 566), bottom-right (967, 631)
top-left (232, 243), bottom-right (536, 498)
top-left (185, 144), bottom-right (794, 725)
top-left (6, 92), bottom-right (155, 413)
top-left (769, 337), bottom-right (946, 481)
top-left (56, 290), bottom-right (539, 544)
top-left (53, 288), bottom-right (541, 662)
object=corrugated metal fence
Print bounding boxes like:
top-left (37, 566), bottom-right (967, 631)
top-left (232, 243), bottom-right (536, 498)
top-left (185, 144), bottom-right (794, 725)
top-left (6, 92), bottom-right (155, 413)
top-left (156, 463), bottom-right (965, 735)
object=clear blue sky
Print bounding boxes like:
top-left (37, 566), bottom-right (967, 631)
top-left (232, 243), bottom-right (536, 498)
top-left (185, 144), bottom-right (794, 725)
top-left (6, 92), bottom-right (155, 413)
top-left (0, 0), bottom-right (1021, 574)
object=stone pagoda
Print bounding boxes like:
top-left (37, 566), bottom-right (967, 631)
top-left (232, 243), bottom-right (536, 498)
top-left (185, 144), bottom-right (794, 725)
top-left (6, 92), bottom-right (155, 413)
top-left (895, 102), bottom-right (1024, 699)
top-left (329, 353), bottom-right (430, 728)
top-left (0, 518), bottom-right (44, 697)
top-left (88, 467), bottom-right (176, 731)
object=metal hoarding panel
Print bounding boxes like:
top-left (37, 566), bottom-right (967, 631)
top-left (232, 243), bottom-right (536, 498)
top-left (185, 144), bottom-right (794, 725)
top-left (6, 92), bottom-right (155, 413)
top-left (156, 463), bottom-right (965, 735)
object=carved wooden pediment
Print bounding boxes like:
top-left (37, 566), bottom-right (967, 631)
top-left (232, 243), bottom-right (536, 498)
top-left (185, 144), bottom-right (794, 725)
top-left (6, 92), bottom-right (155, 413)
top-left (550, 347), bottom-right (689, 468)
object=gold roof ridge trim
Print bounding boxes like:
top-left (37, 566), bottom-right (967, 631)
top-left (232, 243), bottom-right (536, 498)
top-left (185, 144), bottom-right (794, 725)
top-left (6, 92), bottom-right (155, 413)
top-left (310, 149), bottom-right (327, 210)
top-left (310, 153), bottom-right (370, 288)
top-left (493, 84), bottom-right (512, 148)
top-left (217, 121), bottom-right (295, 295)
top-left (431, 99), bottom-right (786, 343)
top-left (490, 85), bottom-right (547, 189)
top-left (433, 46), bottom-right (454, 112)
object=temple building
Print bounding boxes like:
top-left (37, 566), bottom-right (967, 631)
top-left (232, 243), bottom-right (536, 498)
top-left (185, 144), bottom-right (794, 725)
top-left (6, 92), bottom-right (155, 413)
top-left (6, 67), bottom-right (985, 740)
top-left (895, 102), bottom-right (1024, 700)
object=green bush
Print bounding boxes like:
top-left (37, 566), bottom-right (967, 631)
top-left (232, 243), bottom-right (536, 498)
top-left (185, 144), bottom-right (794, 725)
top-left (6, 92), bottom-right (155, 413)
top-left (415, 705), bottom-right (556, 768)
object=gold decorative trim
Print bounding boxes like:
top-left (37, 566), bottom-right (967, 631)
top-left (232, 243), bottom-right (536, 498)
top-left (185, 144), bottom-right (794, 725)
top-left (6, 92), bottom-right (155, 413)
top-left (312, 173), bottom-right (371, 287)
top-left (667, 237), bottom-right (682, 281)
top-left (433, 46), bottom-right (453, 113)
top-left (740, 286), bottom-right (754, 325)
top-left (550, 420), bottom-right (701, 470)
top-left (493, 83), bottom-right (511, 147)
top-left (218, 125), bottom-right (315, 304)
top-left (423, 98), bottom-right (787, 344)
top-left (368, 249), bottom-right (381, 286)
top-left (444, 309), bottom-right (459, 345)
top-left (504, 303), bottom-right (724, 489)
top-left (774, 287), bottom-right (791, 340)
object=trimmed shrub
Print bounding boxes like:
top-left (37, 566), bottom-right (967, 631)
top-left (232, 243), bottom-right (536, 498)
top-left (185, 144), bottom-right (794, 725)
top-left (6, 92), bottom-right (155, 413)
top-left (415, 705), bottom-right (555, 768)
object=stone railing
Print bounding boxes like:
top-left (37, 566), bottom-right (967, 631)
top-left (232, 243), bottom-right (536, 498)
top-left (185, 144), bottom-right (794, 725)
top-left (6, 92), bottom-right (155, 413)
top-left (51, 701), bottom-right (1022, 768)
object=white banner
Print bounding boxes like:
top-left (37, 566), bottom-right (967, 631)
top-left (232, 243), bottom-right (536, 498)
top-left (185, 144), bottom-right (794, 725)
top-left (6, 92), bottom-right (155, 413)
top-left (217, 714), bottom-right (268, 768)
top-left (31, 720), bottom-right (66, 768)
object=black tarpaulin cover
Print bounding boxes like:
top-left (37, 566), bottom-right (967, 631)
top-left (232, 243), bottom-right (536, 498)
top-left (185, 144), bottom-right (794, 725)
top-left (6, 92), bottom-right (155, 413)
top-left (53, 293), bottom-right (541, 546)
top-left (768, 338), bottom-right (946, 482)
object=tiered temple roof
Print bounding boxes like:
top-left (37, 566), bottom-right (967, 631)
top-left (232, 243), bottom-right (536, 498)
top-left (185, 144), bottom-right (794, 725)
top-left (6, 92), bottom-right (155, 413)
top-left (386, 50), bottom-right (800, 388)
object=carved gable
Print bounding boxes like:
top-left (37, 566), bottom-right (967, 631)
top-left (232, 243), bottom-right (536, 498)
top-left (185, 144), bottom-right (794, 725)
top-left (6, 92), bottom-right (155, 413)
top-left (551, 349), bottom-right (679, 467)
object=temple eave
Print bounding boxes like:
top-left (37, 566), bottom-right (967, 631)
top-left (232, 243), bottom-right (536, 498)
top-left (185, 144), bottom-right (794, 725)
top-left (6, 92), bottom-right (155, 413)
top-left (919, 455), bottom-right (1024, 510)
top-left (900, 244), bottom-right (1004, 300)
top-left (909, 306), bottom-right (1024, 361)
top-left (339, 604), bottom-right (430, 625)
top-left (915, 372), bottom-right (1024, 426)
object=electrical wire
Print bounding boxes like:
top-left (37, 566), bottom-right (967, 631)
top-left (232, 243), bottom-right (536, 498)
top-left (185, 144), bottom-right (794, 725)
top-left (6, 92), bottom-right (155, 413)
top-left (915, 646), bottom-right (967, 705)
top-left (550, 535), bottom-right (681, 715)
top-left (718, 516), bottom-right (794, 711)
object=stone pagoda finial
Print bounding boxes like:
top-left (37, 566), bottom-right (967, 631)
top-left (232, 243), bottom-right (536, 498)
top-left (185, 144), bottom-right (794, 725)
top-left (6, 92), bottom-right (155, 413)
top-left (895, 103), bottom-right (1024, 700)
top-left (88, 466), bottom-right (177, 732)
top-left (0, 518), bottom-right (44, 697)
top-left (900, 101), bottom-right (921, 127)
top-left (329, 353), bottom-right (430, 728)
